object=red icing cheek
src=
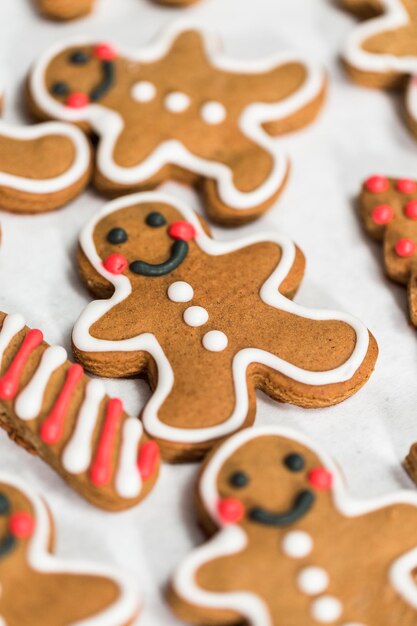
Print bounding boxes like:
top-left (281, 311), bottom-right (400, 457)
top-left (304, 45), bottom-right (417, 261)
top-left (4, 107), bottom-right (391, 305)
top-left (405, 200), bottom-right (417, 220)
top-left (168, 221), bottom-right (196, 241)
top-left (371, 204), bottom-right (394, 225)
top-left (138, 441), bottom-right (160, 480)
top-left (364, 175), bottom-right (389, 194)
top-left (307, 467), bottom-right (333, 490)
top-left (94, 43), bottom-right (117, 61)
top-left (217, 498), bottom-right (245, 524)
top-left (9, 512), bottom-right (35, 538)
top-left (66, 92), bottom-right (90, 109)
top-left (103, 253), bottom-right (128, 274)
top-left (396, 178), bottom-right (417, 194)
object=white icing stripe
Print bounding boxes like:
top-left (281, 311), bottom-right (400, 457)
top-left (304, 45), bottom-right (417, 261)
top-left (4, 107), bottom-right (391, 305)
top-left (176, 426), bottom-right (417, 625)
top-left (72, 192), bottom-right (371, 445)
top-left (15, 346), bottom-right (67, 421)
top-left (62, 379), bottom-right (106, 475)
top-left (0, 120), bottom-right (90, 194)
top-left (28, 22), bottom-right (325, 211)
top-left (115, 418), bottom-right (143, 499)
top-left (406, 76), bottom-right (417, 127)
top-left (0, 472), bottom-right (140, 626)
top-left (0, 314), bottom-right (25, 369)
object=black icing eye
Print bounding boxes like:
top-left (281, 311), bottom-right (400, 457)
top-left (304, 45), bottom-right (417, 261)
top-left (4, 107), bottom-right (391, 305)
top-left (107, 227), bottom-right (128, 244)
top-left (284, 453), bottom-right (305, 472)
top-left (0, 493), bottom-right (10, 515)
top-left (146, 212), bottom-right (167, 228)
top-left (69, 50), bottom-right (90, 65)
top-left (52, 81), bottom-right (69, 96)
top-left (229, 471), bottom-right (250, 488)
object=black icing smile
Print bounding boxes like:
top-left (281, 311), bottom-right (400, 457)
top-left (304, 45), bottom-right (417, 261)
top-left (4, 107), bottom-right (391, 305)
top-left (249, 490), bottom-right (315, 527)
top-left (129, 240), bottom-right (189, 277)
top-left (90, 60), bottom-right (115, 102)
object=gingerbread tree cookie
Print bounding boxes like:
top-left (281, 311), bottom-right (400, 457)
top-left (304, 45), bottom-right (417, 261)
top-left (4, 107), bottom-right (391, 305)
top-left (72, 192), bottom-right (377, 461)
top-left (169, 426), bottom-right (417, 626)
top-left (359, 174), bottom-right (417, 325)
top-left (0, 312), bottom-right (160, 511)
top-left (0, 473), bottom-right (140, 625)
top-left (37, 0), bottom-right (199, 20)
top-left (28, 24), bottom-right (326, 224)
top-left (342, 0), bottom-right (417, 140)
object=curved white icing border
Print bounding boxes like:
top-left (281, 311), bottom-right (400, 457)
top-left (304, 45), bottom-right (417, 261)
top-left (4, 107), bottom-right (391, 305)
top-left (405, 75), bottom-right (417, 128)
top-left (28, 21), bottom-right (325, 211)
top-left (72, 192), bottom-right (371, 445)
top-left (343, 0), bottom-right (417, 74)
top-left (0, 472), bottom-right (140, 626)
top-left (0, 120), bottom-right (90, 195)
top-left (173, 426), bottom-right (417, 626)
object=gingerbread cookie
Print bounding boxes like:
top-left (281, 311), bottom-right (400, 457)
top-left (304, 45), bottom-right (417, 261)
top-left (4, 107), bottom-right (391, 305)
top-left (0, 472), bottom-right (139, 625)
top-left (342, 0), bottom-right (417, 141)
top-left (358, 174), bottom-right (417, 325)
top-left (0, 312), bottom-right (160, 511)
top-left (37, 0), bottom-right (199, 20)
top-left (169, 426), bottom-right (417, 625)
top-left (27, 24), bottom-right (326, 224)
top-left (72, 192), bottom-right (377, 461)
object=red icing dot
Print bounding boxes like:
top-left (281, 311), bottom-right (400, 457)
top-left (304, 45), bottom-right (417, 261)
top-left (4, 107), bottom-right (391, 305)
top-left (9, 512), bottom-right (35, 539)
top-left (66, 92), bottom-right (90, 109)
top-left (217, 498), bottom-right (245, 524)
top-left (405, 200), bottom-right (417, 220)
top-left (103, 253), bottom-right (128, 274)
top-left (395, 238), bottom-right (417, 257)
top-left (396, 178), bottom-right (417, 194)
top-left (138, 441), bottom-right (160, 480)
top-left (371, 204), bottom-right (394, 225)
top-left (94, 43), bottom-right (117, 61)
top-left (168, 221), bottom-right (196, 241)
top-left (364, 175), bottom-right (389, 194)
top-left (307, 467), bottom-right (333, 490)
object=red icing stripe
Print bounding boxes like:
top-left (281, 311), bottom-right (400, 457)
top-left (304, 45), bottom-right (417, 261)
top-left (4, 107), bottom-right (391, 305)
top-left (90, 398), bottom-right (123, 487)
top-left (0, 329), bottom-right (43, 400)
top-left (40, 363), bottom-right (84, 445)
top-left (138, 441), bottom-right (160, 480)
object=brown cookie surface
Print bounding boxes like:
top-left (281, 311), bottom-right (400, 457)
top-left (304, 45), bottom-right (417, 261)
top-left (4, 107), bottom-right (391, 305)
top-left (0, 474), bottom-right (139, 625)
top-left (27, 25), bottom-right (326, 224)
top-left (0, 312), bottom-right (160, 511)
top-left (37, 0), bottom-right (198, 18)
top-left (72, 193), bottom-right (377, 461)
top-left (169, 427), bottom-right (417, 625)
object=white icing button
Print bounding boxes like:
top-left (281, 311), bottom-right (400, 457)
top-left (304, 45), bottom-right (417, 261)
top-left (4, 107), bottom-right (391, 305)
top-left (131, 81), bottom-right (156, 102)
top-left (311, 596), bottom-right (342, 623)
top-left (167, 281), bottom-right (194, 303)
top-left (165, 91), bottom-right (191, 113)
top-left (282, 531), bottom-right (313, 558)
top-left (200, 101), bottom-right (227, 125)
top-left (297, 567), bottom-right (329, 596)
top-left (183, 306), bottom-right (209, 327)
top-left (202, 330), bottom-right (228, 352)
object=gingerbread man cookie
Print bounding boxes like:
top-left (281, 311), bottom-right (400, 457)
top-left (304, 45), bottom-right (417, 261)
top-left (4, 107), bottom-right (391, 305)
top-left (359, 174), bottom-right (417, 325)
top-left (0, 312), bottom-right (160, 511)
top-left (169, 426), bottom-right (417, 626)
top-left (0, 472), bottom-right (139, 625)
top-left (37, 0), bottom-right (198, 20)
top-left (342, 0), bottom-right (417, 141)
top-left (27, 24), bottom-right (326, 224)
top-left (72, 192), bottom-right (377, 461)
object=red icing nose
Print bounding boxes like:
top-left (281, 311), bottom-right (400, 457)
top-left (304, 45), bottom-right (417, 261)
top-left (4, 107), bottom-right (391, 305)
top-left (217, 498), bottom-right (245, 524)
top-left (94, 43), bottom-right (117, 61)
top-left (168, 221), bottom-right (196, 241)
top-left (9, 512), bottom-right (35, 538)
top-left (66, 92), bottom-right (90, 109)
top-left (138, 441), bottom-right (160, 480)
top-left (103, 253), bottom-right (128, 275)
top-left (307, 467), bottom-right (333, 490)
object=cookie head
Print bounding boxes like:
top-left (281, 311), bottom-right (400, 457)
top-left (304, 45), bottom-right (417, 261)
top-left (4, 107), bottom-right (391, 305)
top-left (205, 431), bottom-right (334, 532)
top-left (0, 484), bottom-right (35, 562)
top-left (89, 201), bottom-right (198, 280)
top-left (45, 43), bottom-right (117, 110)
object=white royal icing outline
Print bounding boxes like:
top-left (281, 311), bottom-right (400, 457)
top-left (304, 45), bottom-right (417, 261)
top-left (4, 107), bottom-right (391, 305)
top-left (72, 192), bottom-right (371, 446)
top-left (343, 0), bottom-right (417, 129)
top-left (28, 21), bottom-right (325, 212)
top-left (172, 426), bottom-right (417, 626)
top-left (0, 120), bottom-right (90, 195)
top-left (0, 472), bottom-right (140, 626)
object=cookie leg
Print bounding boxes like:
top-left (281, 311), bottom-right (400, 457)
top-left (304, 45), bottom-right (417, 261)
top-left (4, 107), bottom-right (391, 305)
top-left (407, 267), bottom-right (417, 326)
top-left (36, 0), bottom-right (96, 19)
